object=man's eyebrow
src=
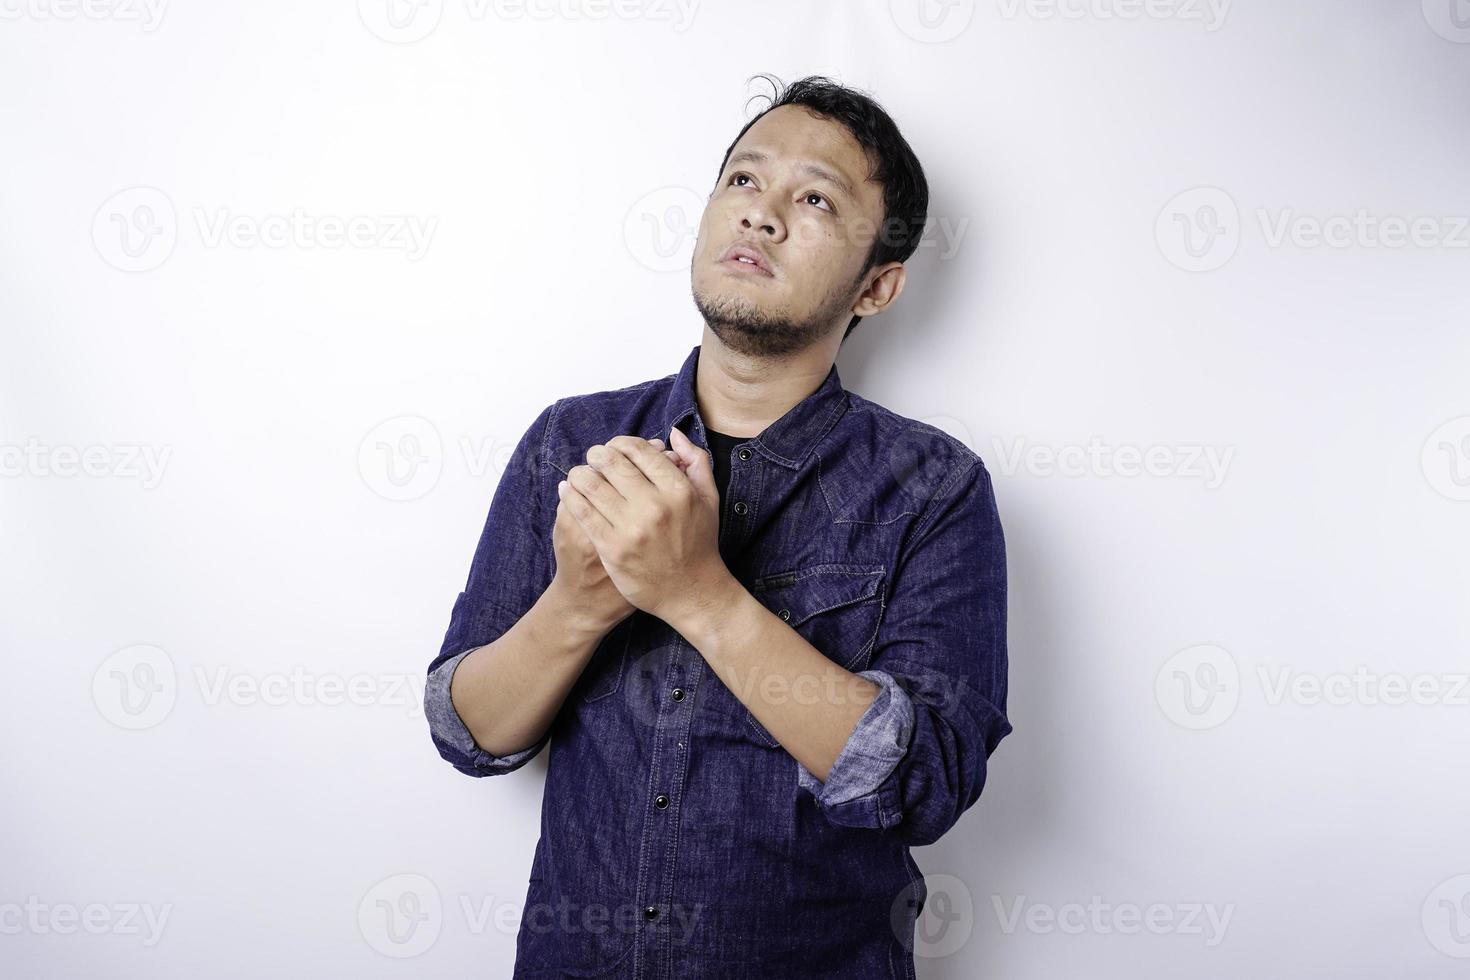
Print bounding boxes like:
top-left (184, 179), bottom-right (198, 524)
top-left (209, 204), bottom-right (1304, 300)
top-left (725, 149), bottom-right (857, 202)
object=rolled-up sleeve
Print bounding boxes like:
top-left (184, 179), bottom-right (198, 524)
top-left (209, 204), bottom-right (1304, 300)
top-left (801, 457), bottom-right (1011, 845)
top-left (424, 399), bottom-right (560, 778)
top-left (796, 668), bottom-right (915, 808)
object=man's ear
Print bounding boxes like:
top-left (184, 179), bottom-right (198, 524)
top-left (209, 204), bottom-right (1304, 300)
top-left (852, 261), bottom-right (907, 318)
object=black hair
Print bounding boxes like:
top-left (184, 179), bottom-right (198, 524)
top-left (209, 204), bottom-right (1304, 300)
top-left (713, 74), bottom-right (930, 342)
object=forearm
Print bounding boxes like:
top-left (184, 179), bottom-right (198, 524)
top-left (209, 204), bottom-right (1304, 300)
top-left (448, 580), bottom-right (617, 758)
top-left (668, 573), bottom-right (881, 782)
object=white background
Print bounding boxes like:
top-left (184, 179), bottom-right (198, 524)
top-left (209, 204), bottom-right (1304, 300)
top-left (3, 1), bottom-right (1469, 977)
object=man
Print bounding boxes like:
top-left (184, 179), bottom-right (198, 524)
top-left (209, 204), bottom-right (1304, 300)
top-left (424, 74), bottom-right (1011, 978)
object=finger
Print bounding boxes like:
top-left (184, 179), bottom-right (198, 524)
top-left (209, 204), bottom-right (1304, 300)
top-left (565, 463), bottom-right (628, 529)
top-left (557, 477), bottom-right (614, 546)
top-left (583, 444), bottom-right (646, 509)
top-left (665, 424), bottom-right (711, 473)
top-left (585, 440), bottom-right (669, 505)
top-left (600, 434), bottom-right (688, 496)
top-left (667, 426), bottom-right (716, 502)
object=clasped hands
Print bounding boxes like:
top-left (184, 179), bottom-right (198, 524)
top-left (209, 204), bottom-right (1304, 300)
top-left (552, 425), bottom-right (731, 633)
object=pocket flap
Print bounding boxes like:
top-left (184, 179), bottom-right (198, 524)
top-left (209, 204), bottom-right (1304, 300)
top-left (749, 563), bottom-right (884, 627)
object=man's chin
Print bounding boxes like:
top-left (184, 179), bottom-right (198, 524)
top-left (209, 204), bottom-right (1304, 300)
top-left (707, 319), bottom-right (823, 359)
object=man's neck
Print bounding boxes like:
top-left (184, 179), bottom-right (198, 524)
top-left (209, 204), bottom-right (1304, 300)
top-left (694, 327), bottom-right (836, 439)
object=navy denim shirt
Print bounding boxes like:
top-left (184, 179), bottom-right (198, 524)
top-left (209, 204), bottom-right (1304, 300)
top-left (425, 343), bottom-right (1011, 979)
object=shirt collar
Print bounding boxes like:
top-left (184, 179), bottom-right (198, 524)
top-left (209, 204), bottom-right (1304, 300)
top-left (660, 343), bottom-right (849, 470)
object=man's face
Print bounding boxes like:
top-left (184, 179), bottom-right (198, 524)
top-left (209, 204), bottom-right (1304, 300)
top-left (690, 104), bottom-right (889, 358)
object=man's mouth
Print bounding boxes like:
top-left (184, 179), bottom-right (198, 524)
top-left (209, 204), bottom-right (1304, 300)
top-left (720, 244), bottom-right (774, 277)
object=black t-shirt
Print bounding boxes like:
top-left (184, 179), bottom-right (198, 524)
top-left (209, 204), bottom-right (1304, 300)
top-left (704, 426), bottom-right (745, 498)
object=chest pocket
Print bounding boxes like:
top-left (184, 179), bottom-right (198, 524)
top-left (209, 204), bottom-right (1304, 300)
top-left (742, 562), bottom-right (886, 748)
top-left (578, 612), bottom-right (635, 703)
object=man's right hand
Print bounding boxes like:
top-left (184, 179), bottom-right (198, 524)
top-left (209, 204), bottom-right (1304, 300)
top-left (550, 436), bottom-right (682, 635)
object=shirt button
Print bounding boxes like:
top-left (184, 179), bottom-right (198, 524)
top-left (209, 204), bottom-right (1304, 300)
top-left (737, 448), bottom-right (752, 461)
top-left (733, 501), bottom-right (748, 515)
top-left (778, 609), bottom-right (791, 621)
top-left (671, 687), bottom-right (685, 702)
top-left (654, 794), bottom-right (669, 809)
top-left (644, 906), bottom-right (659, 920)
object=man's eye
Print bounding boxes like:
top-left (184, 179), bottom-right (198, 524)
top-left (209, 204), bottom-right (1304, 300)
top-left (805, 192), bottom-right (833, 212)
top-left (728, 174), bottom-right (832, 213)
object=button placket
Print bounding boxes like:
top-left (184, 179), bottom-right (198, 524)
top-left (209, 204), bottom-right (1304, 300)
top-left (633, 636), bottom-right (703, 977)
top-left (719, 439), bottom-right (761, 549)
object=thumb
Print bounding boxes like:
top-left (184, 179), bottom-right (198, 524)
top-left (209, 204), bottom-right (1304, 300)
top-left (668, 425), bottom-right (716, 499)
